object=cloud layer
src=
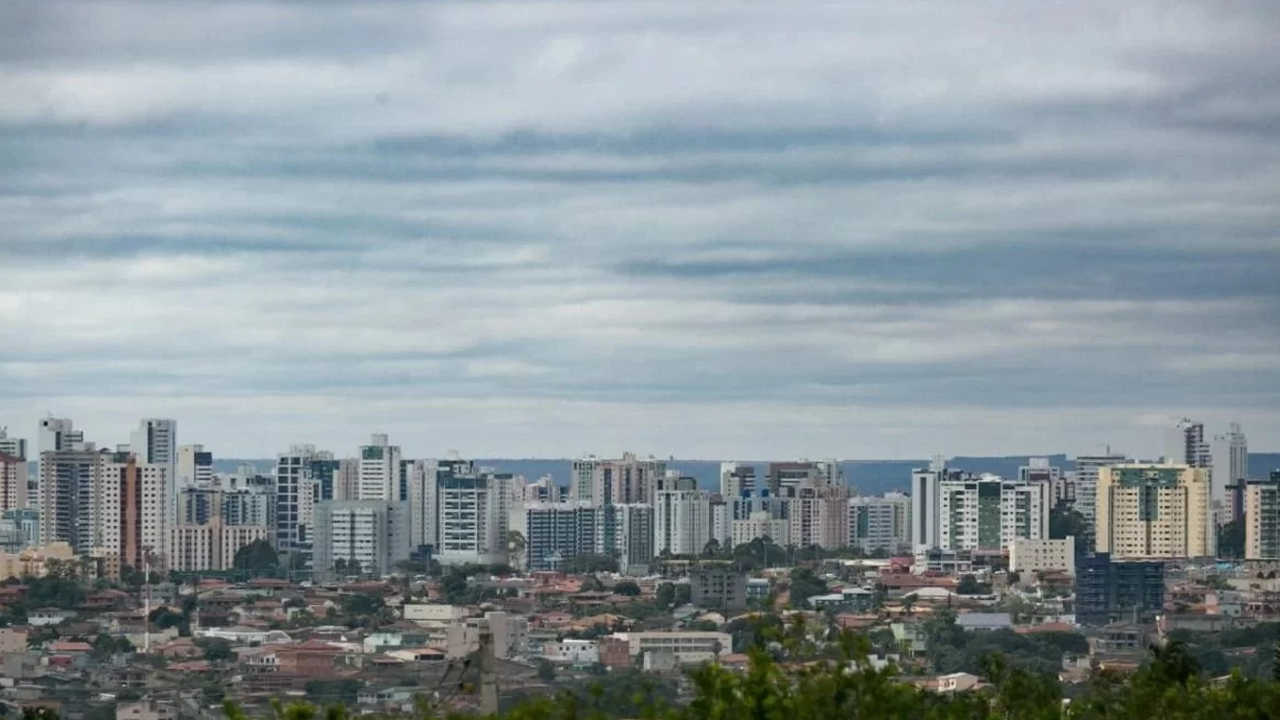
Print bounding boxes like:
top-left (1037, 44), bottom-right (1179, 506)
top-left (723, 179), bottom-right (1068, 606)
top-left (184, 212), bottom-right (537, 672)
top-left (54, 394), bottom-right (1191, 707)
top-left (1, 0), bottom-right (1278, 459)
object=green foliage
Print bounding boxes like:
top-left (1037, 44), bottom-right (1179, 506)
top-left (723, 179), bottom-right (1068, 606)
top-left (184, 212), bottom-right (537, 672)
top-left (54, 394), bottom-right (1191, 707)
top-left (956, 574), bottom-right (991, 595)
top-left (233, 539), bottom-right (278, 574)
top-left (537, 659), bottom-right (557, 682)
top-left (1218, 519), bottom-right (1245, 560)
top-left (655, 582), bottom-right (675, 608)
top-left (340, 593), bottom-right (385, 617)
top-left (1049, 501), bottom-right (1091, 556)
top-left (613, 580), bottom-right (642, 596)
top-left (197, 636), bottom-right (235, 662)
top-left (786, 568), bottom-right (827, 609)
top-left (217, 625), bottom-right (1280, 720)
top-left (301, 678), bottom-right (363, 706)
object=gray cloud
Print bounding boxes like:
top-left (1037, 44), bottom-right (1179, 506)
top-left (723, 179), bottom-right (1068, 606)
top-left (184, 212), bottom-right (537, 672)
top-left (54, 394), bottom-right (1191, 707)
top-left (0, 0), bottom-right (1277, 459)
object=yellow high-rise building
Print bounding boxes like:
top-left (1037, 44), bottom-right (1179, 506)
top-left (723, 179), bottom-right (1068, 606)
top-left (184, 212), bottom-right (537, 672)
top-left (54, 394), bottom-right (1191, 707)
top-left (1096, 463), bottom-right (1213, 559)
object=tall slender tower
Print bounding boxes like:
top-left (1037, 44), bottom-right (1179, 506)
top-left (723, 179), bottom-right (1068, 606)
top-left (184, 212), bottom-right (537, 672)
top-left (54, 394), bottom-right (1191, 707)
top-left (1211, 423), bottom-right (1249, 506)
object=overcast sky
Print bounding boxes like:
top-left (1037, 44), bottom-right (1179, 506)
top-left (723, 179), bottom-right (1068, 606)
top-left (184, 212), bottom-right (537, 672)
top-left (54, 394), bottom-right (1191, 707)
top-left (1, 1), bottom-right (1278, 461)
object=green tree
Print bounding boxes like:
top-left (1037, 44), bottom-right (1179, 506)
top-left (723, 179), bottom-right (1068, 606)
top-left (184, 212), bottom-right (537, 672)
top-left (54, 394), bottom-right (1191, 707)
top-left (613, 580), bottom-right (642, 596)
top-left (341, 593), bottom-right (385, 616)
top-left (1218, 519), bottom-right (1245, 560)
top-left (232, 539), bottom-right (278, 573)
top-left (537, 659), bottom-right (557, 683)
top-left (1049, 500), bottom-right (1091, 556)
top-left (787, 567), bottom-right (828, 608)
top-left (196, 637), bottom-right (234, 662)
top-left (655, 582), bottom-right (675, 608)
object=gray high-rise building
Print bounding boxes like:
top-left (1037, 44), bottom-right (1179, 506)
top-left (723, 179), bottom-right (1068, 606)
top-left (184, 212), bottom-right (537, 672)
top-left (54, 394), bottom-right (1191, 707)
top-left (313, 500), bottom-right (411, 580)
top-left (1165, 418), bottom-right (1211, 468)
top-left (523, 501), bottom-right (598, 572)
top-left (1212, 423), bottom-right (1249, 507)
top-left (39, 448), bottom-right (102, 553)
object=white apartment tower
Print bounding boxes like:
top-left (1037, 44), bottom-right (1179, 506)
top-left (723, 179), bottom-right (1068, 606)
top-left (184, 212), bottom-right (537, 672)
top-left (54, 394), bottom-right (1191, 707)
top-left (653, 478), bottom-right (711, 556)
top-left (910, 456), bottom-right (946, 550)
top-left (848, 492), bottom-right (910, 554)
top-left (131, 418), bottom-right (177, 537)
top-left (39, 417), bottom-right (84, 455)
top-left (0, 428), bottom-right (27, 461)
top-left (1070, 452), bottom-right (1128, 530)
top-left (176, 444), bottom-right (214, 487)
top-left (938, 474), bottom-right (1051, 551)
top-left (719, 463), bottom-right (757, 498)
top-left (358, 434), bottom-right (402, 501)
top-left (434, 460), bottom-right (512, 566)
top-left (570, 453), bottom-right (666, 506)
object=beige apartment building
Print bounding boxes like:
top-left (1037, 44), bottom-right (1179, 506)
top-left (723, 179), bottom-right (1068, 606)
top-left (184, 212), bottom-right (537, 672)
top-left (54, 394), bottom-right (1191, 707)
top-left (1096, 464), bottom-right (1213, 559)
top-left (1245, 472), bottom-right (1280, 560)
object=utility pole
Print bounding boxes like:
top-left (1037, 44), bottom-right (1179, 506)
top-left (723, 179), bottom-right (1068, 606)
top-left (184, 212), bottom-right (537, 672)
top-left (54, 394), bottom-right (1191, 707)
top-left (478, 628), bottom-right (498, 716)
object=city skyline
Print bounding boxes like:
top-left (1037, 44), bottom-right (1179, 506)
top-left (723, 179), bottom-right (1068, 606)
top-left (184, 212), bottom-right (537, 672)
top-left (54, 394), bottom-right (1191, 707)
top-left (3, 1), bottom-right (1279, 459)
top-left (0, 413), bottom-right (1277, 464)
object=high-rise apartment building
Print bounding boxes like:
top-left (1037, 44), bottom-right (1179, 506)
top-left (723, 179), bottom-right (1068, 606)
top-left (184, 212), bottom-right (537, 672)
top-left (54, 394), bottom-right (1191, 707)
top-left (1075, 553), bottom-right (1165, 626)
top-left (1244, 471), bottom-right (1280, 561)
top-left (766, 460), bottom-right (842, 495)
top-left (719, 463), bottom-right (757, 498)
top-left (519, 475), bottom-right (564, 504)
top-left (603, 503), bottom-right (655, 575)
top-left (0, 452), bottom-right (26, 514)
top-left (358, 434), bottom-right (402, 501)
top-left (1211, 423), bottom-right (1249, 507)
top-left (1164, 418), bottom-right (1211, 468)
top-left (38, 417), bottom-right (84, 455)
top-left (1095, 464), bottom-right (1213, 559)
top-left (522, 501), bottom-right (598, 571)
top-left (1071, 452), bottom-right (1129, 532)
top-left (788, 477), bottom-right (851, 549)
top-left (732, 510), bottom-right (789, 547)
top-left (171, 523), bottom-right (270, 573)
top-left (654, 477), bottom-right (711, 556)
top-left (313, 500), bottom-right (411, 579)
top-left (0, 429), bottom-right (27, 461)
top-left (222, 487), bottom-right (275, 528)
top-left (938, 474), bottom-right (1050, 551)
top-left (571, 453), bottom-right (666, 506)
top-left (170, 486), bottom-right (271, 572)
top-left (275, 444), bottom-right (335, 560)
top-left (176, 444), bottom-right (214, 487)
top-left (910, 456), bottom-right (947, 550)
top-left (848, 492), bottom-right (910, 554)
top-left (130, 418), bottom-right (177, 539)
top-left (434, 460), bottom-right (512, 566)
top-left (96, 453), bottom-right (169, 569)
top-left (39, 447), bottom-right (101, 553)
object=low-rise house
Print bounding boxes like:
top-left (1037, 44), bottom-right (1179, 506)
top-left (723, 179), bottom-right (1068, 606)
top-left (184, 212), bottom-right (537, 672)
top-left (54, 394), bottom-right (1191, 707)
top-left (543, 639), bottom-right (598, 666)
top-left (357, 686), bottom-right (419, 709)
top-left (891, 623), bottom-right (928, 657)
top-left (808, 587), bottom-right (875, 612)
top-left (606, 631), bottom-right (731, 667)
top-left (28, 608), bottom-right (77, 627)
